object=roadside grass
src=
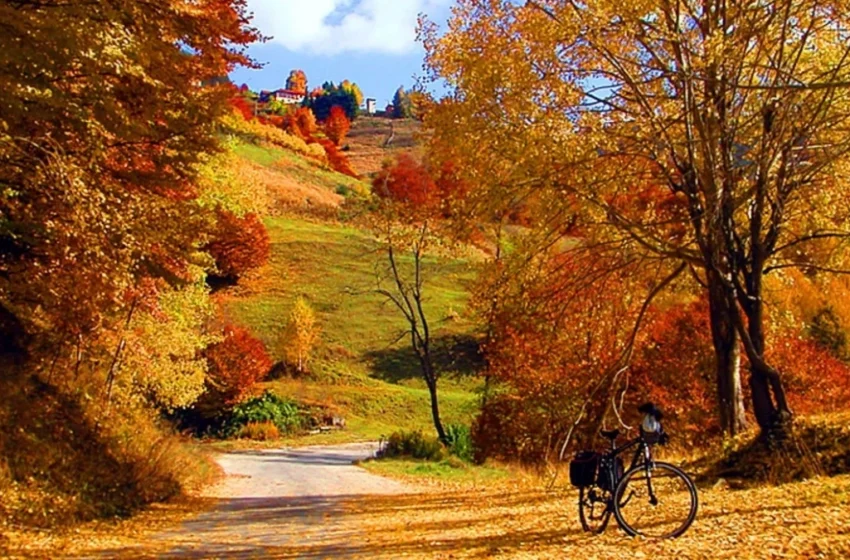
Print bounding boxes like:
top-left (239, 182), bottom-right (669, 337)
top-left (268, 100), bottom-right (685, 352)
top-left (360, 457), bottom-right (511, 487)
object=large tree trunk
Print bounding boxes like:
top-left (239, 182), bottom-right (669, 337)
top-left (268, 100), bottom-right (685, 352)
top-left (744, 299), bottom-right (792, 439)
top-left (707, 277), bottom-right (747, 436)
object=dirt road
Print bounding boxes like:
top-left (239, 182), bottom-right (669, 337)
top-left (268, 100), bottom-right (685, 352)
top-left (145, 443), bottom-right (410, 558)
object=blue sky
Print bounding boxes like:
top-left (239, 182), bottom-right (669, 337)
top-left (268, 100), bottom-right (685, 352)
top-left (230, 0), bottom-right (454, 106)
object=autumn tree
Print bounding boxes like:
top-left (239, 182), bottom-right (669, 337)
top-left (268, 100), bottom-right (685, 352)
top-left (422, 0), bottom-right (850, 440)
top-left (0, 0), bottom-right (260, 374)
top-left (470, 230), bottom-right (686, 462)
top-left (279, 297), bottom-right (320, 374)
top-left (369, 155), bottom-right (468, 444)
top-left (392, 87), bottom-right (412, 119)
top-left (341, 80), bottom-right (365, 107)
top-left (373, 154), bottom-right (437, 207)
top-left (198, 325), bottom-right (273, 417)
top-left (311, 83), bottom-right (359, 121)
top-left (206, 209), bottom-right (271, 283)
top-left (286, 69), bottom-right (308, 93)
top-left (324, 106), bottom-right (351, 146)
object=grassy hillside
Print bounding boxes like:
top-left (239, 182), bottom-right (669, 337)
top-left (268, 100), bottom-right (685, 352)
top-left (217, 135), bottom-right (483, 440)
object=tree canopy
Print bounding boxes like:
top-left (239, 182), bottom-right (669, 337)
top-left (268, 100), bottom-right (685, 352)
top-left (421, 0), bottom-right (850, 437)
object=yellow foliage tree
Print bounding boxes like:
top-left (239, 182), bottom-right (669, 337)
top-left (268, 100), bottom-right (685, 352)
top-left (421, 0), bottom-right (850, 438)
top-left (280, 298), bottom-right (320, 373)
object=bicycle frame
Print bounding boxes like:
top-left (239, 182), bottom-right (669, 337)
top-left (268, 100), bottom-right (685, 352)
top-left (597, 437), bottom-right (654, 495)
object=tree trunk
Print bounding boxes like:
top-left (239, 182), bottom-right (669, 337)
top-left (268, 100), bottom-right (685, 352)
top-left (425, 374), bottom-right (448, 444)
top-left (707, 278), bottom-right (747, 436)
top-left (724, 274), bottom-right (792, 441)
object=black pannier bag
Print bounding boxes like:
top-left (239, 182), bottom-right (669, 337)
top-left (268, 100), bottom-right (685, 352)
top-left (569, 451), bottom-right (600, 487)
top-left (596, 455), bottom-right (624, 491)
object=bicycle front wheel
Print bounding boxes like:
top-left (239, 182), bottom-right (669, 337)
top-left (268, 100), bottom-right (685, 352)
top-left (612, 461), bottom-right (697, 539)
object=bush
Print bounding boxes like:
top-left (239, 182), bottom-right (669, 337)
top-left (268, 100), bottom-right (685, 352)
top-left (225, 391), bottom-right (302, 437)
top-left (238, 421), bottom-right (280, 441)
top-left (220, 112), bottom-right (321, 160)
top-left (324, 105), bottom-right (350, 146)
top-left (378, 430), bottom-right (445, 461)
top-left (196, 326), bottom-right (273, 420)
top-left (445, 424), bottom-right (474, 462)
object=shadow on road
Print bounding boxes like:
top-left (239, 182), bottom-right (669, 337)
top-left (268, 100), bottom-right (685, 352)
top-left (89, 489), bottom-right (586, 559)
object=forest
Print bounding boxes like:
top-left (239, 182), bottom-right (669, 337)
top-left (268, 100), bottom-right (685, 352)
top-left (2, 0), bottom-right (850, 557)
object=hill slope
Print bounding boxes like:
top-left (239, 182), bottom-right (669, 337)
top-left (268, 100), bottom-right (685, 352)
top-left (217, 136), bottom-right (482, 440)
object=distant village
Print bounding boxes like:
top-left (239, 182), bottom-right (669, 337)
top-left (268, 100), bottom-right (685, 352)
top-left (235, 69), bottom-right (414, 120)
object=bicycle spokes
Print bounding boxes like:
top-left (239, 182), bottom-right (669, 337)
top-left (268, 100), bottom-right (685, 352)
top-left (614, 463), bottom-right (698, 539)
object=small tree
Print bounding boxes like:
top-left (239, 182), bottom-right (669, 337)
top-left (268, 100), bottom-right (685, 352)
top-left (285, 69), bottom-right (307, 93)
top-left (280, 297), bottom-right (320, 373)
top-left (369, 157), bottom-right (457, 444)
top-left (324, 106), bottom-right (350, 146)
top-left (392, 86), bottom-right (412, 119)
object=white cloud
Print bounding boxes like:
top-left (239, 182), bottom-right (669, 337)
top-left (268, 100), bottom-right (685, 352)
top-left (247, 0), bottom-right (450, 56)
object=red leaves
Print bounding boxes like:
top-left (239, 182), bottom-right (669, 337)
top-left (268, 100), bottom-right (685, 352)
top-left (207, 210), bottom-right (270, 279)
top-left (324, 106), bottom-right (350, 146)
top-left (316, 139), bottom-right (358, 178)
top-left (631, 301), bottom-right (717, 440)
top-left (769, 334), bottom-right (850, 414)
top-left (200, 325), bottom-right (273, 414)
top-left (229, 94), bottom-right (255, 121)
top-left (373, 153), bottom-right (438, 208)
top-left (372, 154), bottom-right (467, 217)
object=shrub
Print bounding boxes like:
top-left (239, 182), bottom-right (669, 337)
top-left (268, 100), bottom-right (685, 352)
top-left (316, 138), bottom-right (358, 178)
top-left (324, 105), bottom-right (350, 145)
top-left (220, 112), bottom-right (320, 160)
top-left (444, 423), bottom-right (474, 462)
top-left (238, 421), bottom-right (280, 441)
top-left (378, 430), bottom-right (444, 461)
top-left (225, 391), bottom-right (302, 436)
top-left (206, 209), bottom-right (270, 281)
top-left (197, 326), bottom-right (273, 419)
top-left (0, 377), bottom-right (215, 527)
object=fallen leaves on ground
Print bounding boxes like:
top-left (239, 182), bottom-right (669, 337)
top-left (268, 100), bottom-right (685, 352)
top-left (3, 472), bottom-right (849, 558)
top-left (328, 474), bottom-right (850, 559)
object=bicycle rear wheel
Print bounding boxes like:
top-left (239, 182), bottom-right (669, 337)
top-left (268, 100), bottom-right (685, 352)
top-left (578, 484), bottom-right (612, 534)
top-left (612, 462), bottom-right (697, 539)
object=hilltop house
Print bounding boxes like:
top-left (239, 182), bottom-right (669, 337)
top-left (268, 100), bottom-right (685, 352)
top-left (259, 89), bottom-right (304, 105)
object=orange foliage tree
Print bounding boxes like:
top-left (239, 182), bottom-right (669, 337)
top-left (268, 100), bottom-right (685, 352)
top-left (286, 69), bottom-right (307, 93)
top-left (324, 106), bottom-right (351, 146)
top-left (470, 240), bottom-right (685, 462)
top-left (373, 154), bottom-right (438, 208)
top-left (206, 210), bottom-right (270, 281)
top-left (198, 325), bottom-right (273, 417)
top-left (422, 0), bottom-right (850, 440)
top-left (0, 0), bottom-right (260, 364)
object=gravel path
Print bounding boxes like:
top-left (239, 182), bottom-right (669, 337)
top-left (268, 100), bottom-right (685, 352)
top-left (150, 443), bottom-right (411, 558)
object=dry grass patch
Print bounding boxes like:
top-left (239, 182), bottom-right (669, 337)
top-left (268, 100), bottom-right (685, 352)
top-left (346, 117), bottom-right (422, 176)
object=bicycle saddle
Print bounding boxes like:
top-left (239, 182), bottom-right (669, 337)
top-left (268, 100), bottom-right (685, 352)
top-left (600, 429), bottom-right (620, 440)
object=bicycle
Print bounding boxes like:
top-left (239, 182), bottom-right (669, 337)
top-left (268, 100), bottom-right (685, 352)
top-left (569, 403), bottom-right (698, 539)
